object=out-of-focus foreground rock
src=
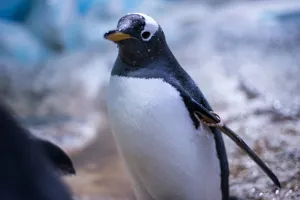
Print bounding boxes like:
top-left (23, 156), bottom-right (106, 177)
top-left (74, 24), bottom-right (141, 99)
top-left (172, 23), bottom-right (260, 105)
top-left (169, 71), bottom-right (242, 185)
top-left (1, 0), bottom-right (300, 199)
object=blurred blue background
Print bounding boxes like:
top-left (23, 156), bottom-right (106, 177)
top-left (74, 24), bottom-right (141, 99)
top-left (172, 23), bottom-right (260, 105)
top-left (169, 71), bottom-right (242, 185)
top-left (0, 0), bottom-right (300, 200)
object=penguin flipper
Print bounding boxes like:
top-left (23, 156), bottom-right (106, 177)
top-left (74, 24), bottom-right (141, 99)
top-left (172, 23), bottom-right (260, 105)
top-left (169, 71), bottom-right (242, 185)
top-left (179, 89), bottom-right (281, 188)
top-left (33, 137), bottom-right (76, 175)
top-left (0, 102), bottom-right (76, 176)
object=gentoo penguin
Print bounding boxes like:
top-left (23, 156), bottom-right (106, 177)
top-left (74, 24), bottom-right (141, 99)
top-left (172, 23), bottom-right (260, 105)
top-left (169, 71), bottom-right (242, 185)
top-left (0, 102), bottom-right (73, 200)
top-left (104, 13), bottom-right (280, 200)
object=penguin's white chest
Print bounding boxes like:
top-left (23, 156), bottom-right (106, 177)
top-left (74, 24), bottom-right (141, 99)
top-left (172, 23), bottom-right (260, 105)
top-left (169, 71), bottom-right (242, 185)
top-left (107, 76), bottom-right (222, 200)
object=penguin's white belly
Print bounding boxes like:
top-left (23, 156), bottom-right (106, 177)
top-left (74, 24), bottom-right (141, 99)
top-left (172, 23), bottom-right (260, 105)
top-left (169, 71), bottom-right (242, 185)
top-left (107, 76), bottom-right (222, 200)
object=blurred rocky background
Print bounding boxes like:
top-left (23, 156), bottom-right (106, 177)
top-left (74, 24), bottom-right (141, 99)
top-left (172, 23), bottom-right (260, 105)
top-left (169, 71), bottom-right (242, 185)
top-left (1, 0), bottom-right (300, 199)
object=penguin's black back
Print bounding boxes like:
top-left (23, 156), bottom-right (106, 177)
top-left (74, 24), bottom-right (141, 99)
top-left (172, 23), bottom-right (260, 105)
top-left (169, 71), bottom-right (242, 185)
top-left (112, 47), bottom-right (230, 199)
top-left (0, 102), bottom-right (72, 200)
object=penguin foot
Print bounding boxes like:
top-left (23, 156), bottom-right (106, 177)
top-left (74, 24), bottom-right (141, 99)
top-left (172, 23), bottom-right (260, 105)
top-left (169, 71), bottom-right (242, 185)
top-left (201, 111), bottom-right (224, 127)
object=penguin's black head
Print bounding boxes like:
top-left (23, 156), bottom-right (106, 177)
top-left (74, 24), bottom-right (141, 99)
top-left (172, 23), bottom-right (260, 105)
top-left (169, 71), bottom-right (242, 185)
top-left (104, 13), bottom-right (167, 66)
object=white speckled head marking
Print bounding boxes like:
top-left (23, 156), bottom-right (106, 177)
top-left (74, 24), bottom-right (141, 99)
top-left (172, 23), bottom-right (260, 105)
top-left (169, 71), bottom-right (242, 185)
top-left (130, 13), bottom-right (159, 41)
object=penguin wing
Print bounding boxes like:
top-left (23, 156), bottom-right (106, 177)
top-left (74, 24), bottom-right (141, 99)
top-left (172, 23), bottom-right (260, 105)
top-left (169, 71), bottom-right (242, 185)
top-left (0, 102), bottom-right (76, 176)
top-left (177, 87), bottom-right (281, 188)
top-left (32, 136), bottom-right (76, 175)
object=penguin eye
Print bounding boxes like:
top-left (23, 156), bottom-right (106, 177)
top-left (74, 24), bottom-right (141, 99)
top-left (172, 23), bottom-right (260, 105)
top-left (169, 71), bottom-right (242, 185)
top-left (141, 31), bottom-right (151, 41)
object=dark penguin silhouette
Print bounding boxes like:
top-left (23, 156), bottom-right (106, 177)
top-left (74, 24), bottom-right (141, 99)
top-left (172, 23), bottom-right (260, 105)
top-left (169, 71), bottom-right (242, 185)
top-left (0, 102), bottom-right (73, 200)
top-left (32, 136), bottom-right (75, 175)
top-left (104, 13), bottom-right (280, 200)
top-left (0, 103), bottom-right (75, 175)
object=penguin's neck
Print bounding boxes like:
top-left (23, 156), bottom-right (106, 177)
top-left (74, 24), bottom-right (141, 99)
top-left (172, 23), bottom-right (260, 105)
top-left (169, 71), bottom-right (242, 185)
top-left (117, 39), bottom-right (173, 67)
top-left (118, 49), bottom-right (145, 66)
top-left (112, 43), bottom-right (183, 79)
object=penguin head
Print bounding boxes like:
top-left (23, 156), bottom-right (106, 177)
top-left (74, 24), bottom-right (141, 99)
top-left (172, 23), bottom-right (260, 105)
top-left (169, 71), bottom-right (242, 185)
top-left (104, 13), bottom-right (167, 66)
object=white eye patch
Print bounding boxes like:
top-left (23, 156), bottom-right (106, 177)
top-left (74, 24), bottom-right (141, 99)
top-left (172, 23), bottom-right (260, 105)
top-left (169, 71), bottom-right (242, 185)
top-left (129, 13), bottom-right (159, 41)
